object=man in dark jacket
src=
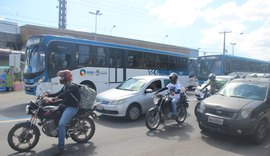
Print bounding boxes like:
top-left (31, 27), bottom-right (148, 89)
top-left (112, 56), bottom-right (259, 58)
top-left (45, 70), bottom-right (80, 154)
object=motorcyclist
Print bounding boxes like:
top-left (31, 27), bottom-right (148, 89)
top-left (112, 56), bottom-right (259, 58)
top-left (201, 73), bottom-right (218, 95)
top-left (156, 72), bottom-right (185, 118)
top-left (44, 70), bottom-right (80, 154)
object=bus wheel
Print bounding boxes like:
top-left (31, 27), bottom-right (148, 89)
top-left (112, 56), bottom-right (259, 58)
top-left (81, 82), bottom-right (96, 91)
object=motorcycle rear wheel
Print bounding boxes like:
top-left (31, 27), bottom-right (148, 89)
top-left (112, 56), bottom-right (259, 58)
top-left (70, 117), bottom-right (95, 143)
top-left (175, 106), bottom-right (187, 124)
top-left (145, 109), bottom-right (161, 131)
top-left (7, 122), bottom-right (40, 152)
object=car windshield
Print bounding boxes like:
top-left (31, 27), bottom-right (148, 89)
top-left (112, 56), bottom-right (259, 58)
top-left (219, 82), bottom-right (268, 100)
top-left (116, 78), bottom-right (146, 91)
top-left (216, 78), bottom-right (229, 89)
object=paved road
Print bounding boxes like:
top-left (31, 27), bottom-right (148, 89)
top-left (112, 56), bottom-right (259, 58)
top-left (0, 91), bottom-right (270, 156)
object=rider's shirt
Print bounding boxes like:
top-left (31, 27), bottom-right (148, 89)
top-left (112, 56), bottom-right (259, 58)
top-left (166, 83), bottom-right (183, 99)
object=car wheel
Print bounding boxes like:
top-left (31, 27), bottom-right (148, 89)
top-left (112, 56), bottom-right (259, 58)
top-left (198, 123), bottom-right (208, 132)
top-left (126, 104), bottom-right (141, 121)
top-left (250, 119), bottom-right (267, 145)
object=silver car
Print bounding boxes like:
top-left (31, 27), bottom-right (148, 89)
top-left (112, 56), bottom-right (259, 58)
top-left (195, 77), bottom-right (270, 144)
top-left (95, 75), bottom-right (170, 121)
top-left (195, 75), bottom-right (235, 100)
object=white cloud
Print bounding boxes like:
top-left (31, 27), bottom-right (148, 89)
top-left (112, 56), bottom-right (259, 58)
top-left (238, 24), bottom-right (270, 61)
top-left (200, 0), bottom-right (270, 61)
top-left (148, 0), bottom-right (270, 60)
top-left (147, 0), bottom-right (211, 27)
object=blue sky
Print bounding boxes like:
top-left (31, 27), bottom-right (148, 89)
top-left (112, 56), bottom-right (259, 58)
top-left (0, 0), bottom-right (269, 61)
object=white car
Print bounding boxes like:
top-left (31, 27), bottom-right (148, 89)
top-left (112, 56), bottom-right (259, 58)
top-left (95, 75), bottom-right (170, 121)
top-left (195, 75), bottom-right (235, 100)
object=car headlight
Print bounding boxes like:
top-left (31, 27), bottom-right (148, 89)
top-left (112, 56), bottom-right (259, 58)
top-left (238, 108), bottom-right (253, 119)
top-left (110, 99), bottom-right (126, 105)
top-left (197, 101), bottom-right (206, 113)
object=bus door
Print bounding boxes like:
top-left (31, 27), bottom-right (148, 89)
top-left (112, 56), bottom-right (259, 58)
top-left (108, 49), bottom-right (126, 84)
top-left (47, 41), bottom-right (74, 93)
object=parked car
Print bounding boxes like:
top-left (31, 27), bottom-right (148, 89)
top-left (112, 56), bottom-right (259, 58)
top-left (95, 75), bottom-right (170, 121)
top-left (195, 75), bottom-right (235, 100)
top-left (195, 77), bottom-right (270, 144)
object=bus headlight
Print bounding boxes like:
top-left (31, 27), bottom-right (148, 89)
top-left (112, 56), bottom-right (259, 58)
top-left (38, 76), bottom-right (45, 84)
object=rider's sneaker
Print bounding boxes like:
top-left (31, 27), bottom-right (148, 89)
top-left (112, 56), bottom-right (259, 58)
top-left (55, 147), bottom-right (65, 155)
top-left (172, 114), bottom-right (177, 119)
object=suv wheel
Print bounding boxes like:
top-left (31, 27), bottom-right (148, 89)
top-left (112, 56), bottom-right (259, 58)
top-left (250, 120), bottom-right (267, 145)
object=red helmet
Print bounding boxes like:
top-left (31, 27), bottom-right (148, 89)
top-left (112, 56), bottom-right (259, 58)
top-left (58, 70), bottom-right (72, 84)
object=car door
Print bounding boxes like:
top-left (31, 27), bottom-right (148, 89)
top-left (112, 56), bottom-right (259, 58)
top-left (140, 79), bottom-right (163, 113)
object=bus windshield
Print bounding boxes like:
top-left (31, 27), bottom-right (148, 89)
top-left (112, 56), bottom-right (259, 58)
top-left (196, 56), bottom-right (222, 81)
top-left (24, 37), bottom-right (45, 74)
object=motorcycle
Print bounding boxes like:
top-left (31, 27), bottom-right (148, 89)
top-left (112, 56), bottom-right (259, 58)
top-left (145, 92), bottom-right (189, 131)
top-left (7, 95), bottom-right (96, 152)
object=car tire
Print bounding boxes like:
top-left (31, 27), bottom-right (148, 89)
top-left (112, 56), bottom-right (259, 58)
top-left (194, 102), bottom-right (200, 117)
top-left (250, 119), bottom-right (267, 145)
top-left (126, 104), bottom-right (141, 121)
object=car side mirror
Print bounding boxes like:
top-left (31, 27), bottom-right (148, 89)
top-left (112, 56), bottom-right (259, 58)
top-left (145, 88), bottom-right (153, 93)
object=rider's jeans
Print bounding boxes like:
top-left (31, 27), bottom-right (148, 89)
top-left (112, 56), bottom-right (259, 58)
top-left (171, 98), bottom-right (180, 115)
top-left (58, 106), bottom-right (78, 149)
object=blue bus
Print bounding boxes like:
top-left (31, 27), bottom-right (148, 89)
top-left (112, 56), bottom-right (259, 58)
top-left (195, 54), bottom-right (270, 84)
top-left (23, 35), bottom-right (190, 96)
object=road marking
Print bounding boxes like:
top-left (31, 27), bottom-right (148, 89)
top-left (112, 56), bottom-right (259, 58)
top-left (0, 118), bottom-right (30, 124)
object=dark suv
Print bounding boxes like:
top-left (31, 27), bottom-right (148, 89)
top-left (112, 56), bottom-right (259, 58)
top-left (195, 77), bottom-right (270, 144)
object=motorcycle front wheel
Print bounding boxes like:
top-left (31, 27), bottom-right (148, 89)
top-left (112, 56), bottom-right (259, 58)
top-left (145, 108), bottom-right (161, 131)
top-left (175, 106), bottom-right (187, 124)
top-left (7, 122), bottom-right (40, 152)
top-left (70, 117), bottom-right (95, 143)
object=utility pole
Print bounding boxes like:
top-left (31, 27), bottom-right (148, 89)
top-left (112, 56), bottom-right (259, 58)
top-left (89, 10), bottom-right (102, 40)
top-left (58, 0), bottom-right (67, 29)
top-left (219, 31), bottom-right (231, 55)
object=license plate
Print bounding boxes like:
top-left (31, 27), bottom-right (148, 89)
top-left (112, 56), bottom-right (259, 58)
top-left (208, 116), bottom-right (224, 125)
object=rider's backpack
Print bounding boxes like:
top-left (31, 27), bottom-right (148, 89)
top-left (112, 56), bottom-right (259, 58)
top-left (71, 83), bottom-right (97, 109)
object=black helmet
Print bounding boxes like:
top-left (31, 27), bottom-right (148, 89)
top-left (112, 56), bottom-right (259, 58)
top-left (169, 72), bottom-right (178, 84)
top-left (208, 73), bottom-right (216, 81)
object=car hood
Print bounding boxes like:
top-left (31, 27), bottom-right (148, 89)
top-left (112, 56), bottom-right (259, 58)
top-left (203, 95), bottom-right (262, 112)
top-left (97, 88), bottom-right (137, 101)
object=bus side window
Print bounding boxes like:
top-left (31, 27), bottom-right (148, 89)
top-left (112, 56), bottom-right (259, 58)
top-left (78, 45), bottom-right (91, 66)
top-left (144, 53), bottom-right (155, 68)
top-left (95, 47), bottom-right (107, 67)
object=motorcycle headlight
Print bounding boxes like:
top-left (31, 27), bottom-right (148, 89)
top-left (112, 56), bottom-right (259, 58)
top-left (110, 99), bottom-right (126, 105)
top-left (25, 104), bottom-right (30, 115)
top-left (238, 108), bottom-right (253, 119)
top-left (153, 97), bottom-right (160, 105)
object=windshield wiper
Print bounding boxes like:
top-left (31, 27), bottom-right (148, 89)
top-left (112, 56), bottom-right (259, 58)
top-left (117, 88), bottom-right (133, 91)
top-left (230, 95), bottom-right (245, 98)
top-left (218, 93), bottom-right (225, 96)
